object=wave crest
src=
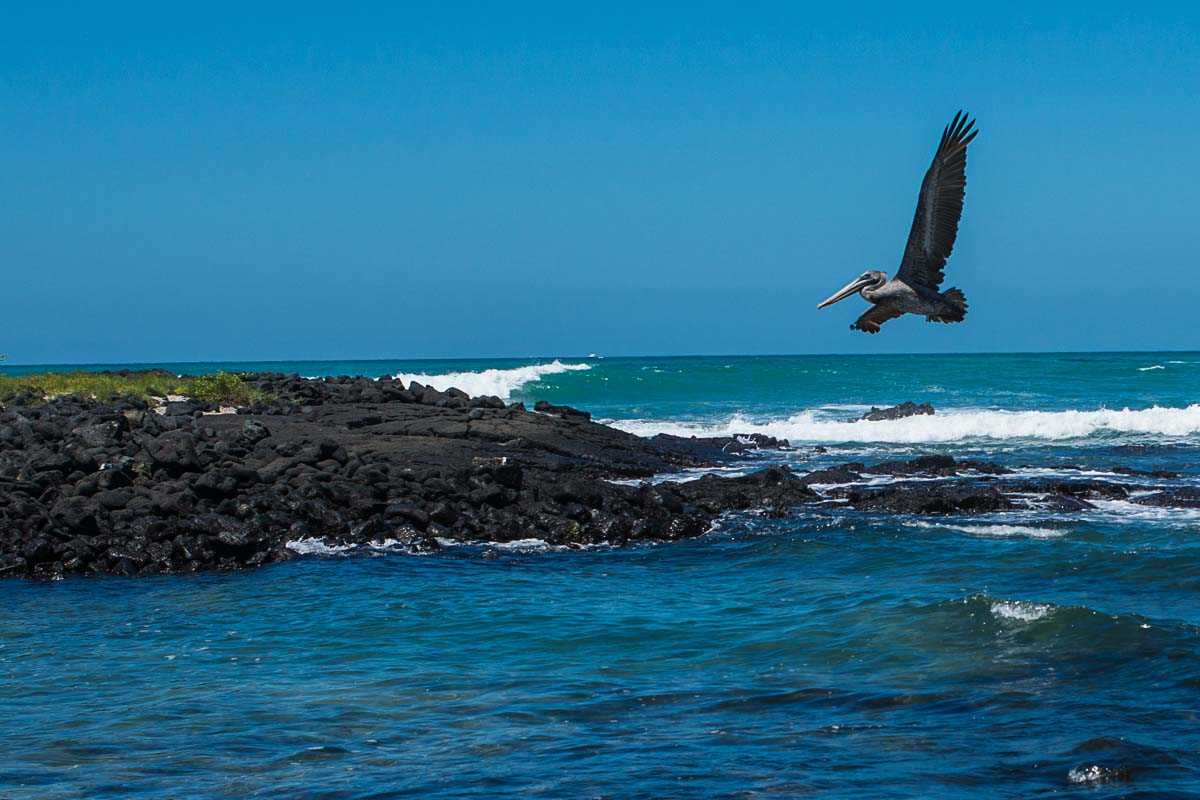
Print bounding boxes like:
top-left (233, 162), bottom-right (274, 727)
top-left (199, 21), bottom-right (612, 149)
top-left (991, 600), bottom-right (1054, 622)
top-left (392, 360), bottom-right (590, 400)
top-left (607, 404), bottom-right (1200, 444)
top-left (905, 521), bottom-right (1065, 539)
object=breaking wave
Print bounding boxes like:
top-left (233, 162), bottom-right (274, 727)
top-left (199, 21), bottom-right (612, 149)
top-left (607, 404), bottom-right (1200, 444)
top-left (285, 538), bottom-right (356, 556)
top-left (905, 521), bottom-right (1066, 539)
top-left (991, 600), bottom-right (1054, 622)
top-left (391, 360), bottom-right (591, 400)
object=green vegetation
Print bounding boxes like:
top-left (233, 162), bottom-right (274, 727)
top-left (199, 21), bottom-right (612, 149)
top-left (0, 370), bottom-right (265, 406)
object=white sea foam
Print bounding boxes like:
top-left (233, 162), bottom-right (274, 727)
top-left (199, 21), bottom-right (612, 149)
top-left (1068, 765), bottom-right (1122, 784)
top-left (434, 537), bottom-right (609, 552)
top-left (906, 521), bottom-right (1065, 539)
top-left (433, 537), bottom-right (559, 551)
top-left (1138, 364), bottom-right (1165, 371)
top-left (606, 404), bottom-right (1200, 444)
top-left (991, 600), bottom-right (1053, 622)
top-left (491, 538), bottom-right (557, 551)
top-left (608, 465), bottom-right (753, 487)
top-left (1008, 466), bottom-right (1129, 480)
top-left (391, 360), bottom-right (590, 400)
top-left (1086, 499), bottom-right (1200, 522)
top-left (286, 537), bottom-right (435, 556)
top-left (285, 538), bottom-right (355, 556)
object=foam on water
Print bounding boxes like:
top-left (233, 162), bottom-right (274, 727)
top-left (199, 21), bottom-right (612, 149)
top-left (607, 404), bottom-right (1200, 444)
top-left (906, 521), bottom-right (1065, 539)
top-left (286, 537), bottom-right (434, 556)
top-left (8, 352), bottom-right (1200, 799)
top-left (1068, 765), bottom-right (1125, 784)
top-left (285, 538), bottom-right (356, 556)
top-left (991, 600), bottom-right (1054, 622)
top-left (1086, 499), bottom-right (1200, 522)
top-left (433, 537), bottom-right (610, 552)
top-left (608, 465), bottom-right (753, 487)
top-left (391, 360), bottom-right (591, 400)
top-left (489, 538), bottom-right (561, 552)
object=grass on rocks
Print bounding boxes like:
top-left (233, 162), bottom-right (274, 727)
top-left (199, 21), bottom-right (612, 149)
top-left (0, 370), bottom-right (265, 406)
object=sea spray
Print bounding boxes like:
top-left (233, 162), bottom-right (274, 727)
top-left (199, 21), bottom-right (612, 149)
top-left (606, 404), bottom-right (1200, 444)
top-left (392, 360), bottom-right (591, 400)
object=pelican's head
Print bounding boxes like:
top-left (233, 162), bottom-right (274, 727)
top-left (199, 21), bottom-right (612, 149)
top-left (817, 270), bottom-right (887, 309)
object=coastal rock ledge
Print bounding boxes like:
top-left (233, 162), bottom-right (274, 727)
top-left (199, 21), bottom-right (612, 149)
top-left (5, 374), bottom-right (1197, 579)
top-left (0, 373), bottom-right (811, 578)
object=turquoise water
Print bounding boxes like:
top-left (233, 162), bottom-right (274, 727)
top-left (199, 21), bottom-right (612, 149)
top-left (3, 353), bottom-right (1200, 797)
top-left (8, 351), bottom-right (1197, 416)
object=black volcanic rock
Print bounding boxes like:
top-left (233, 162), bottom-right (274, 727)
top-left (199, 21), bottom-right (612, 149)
top-left (1133, 488), bottom-right (1200, 508)
top-left (0, 373), bottom-right (817, 579)
top-left (859, 402), bottom-right (934, 421)
top-left (797, 466), bottom-right (863, 486)
top-left (840, 483), bottom-right (1015, 515)
top-left (533, 400), bottom-right (591, 420)
top-left (3, 377), bottom-right (1192, 580)
top-left (648, 433), bottom-right (790, 461)
top-left (868, 454), bottom-right (1011, 477)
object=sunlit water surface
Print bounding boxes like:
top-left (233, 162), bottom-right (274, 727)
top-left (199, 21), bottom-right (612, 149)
top-left (2, 352), bottom-right (1199, 798)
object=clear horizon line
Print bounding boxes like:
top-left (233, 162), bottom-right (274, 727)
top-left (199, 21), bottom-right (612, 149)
top-left (2, 347), bottom-right (1199, 369)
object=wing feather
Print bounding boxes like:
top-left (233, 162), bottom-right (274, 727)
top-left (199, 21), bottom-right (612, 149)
top-left (896, 112), bottom-right (978, 291)
top-left (851, 304), bottom-right (904, 334)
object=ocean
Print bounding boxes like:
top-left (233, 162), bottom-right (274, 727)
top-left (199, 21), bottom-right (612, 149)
top-left (2, 352), bottom-right (1199, 798)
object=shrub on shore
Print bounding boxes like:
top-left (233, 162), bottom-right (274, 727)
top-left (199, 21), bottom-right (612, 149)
top-left (0, 370), bottom-right (263, 406)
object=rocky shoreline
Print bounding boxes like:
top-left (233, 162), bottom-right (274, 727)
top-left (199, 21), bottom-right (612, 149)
top-left (0, 374), bottom-right (1196, 579)
top-left (0, 374), bottom-right (812, 578)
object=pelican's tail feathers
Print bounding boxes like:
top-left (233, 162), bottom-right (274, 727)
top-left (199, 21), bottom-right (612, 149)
top-left (928, 288), bottom-right (968, 324)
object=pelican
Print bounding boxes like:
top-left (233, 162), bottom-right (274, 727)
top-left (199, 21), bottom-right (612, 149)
top-left (818, 111), bottom-right (978, 333)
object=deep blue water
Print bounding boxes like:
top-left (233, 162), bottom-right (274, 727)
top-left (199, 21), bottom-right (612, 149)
top-left (3, 353), bottom-right (1200, 798)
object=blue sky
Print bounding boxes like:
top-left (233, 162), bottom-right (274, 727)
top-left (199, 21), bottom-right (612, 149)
top-left (3, 2), bottom-right (1199, 363)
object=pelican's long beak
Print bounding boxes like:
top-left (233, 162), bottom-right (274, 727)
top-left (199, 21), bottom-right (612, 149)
top-left (817, 276), bottom-right (873, 309)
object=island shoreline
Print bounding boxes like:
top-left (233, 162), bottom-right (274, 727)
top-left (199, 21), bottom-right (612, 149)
top-left (1, 373), bottom-right (1193, 579)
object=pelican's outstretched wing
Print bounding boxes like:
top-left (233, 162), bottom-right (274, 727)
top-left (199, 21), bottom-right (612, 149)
top-left (852, 304), bottom-right (903, 334)
top-left (896, 111), bottom-right (978, 291)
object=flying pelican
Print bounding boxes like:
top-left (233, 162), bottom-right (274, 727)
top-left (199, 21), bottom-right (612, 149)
top-left (818, 111), bottom-right (978, 333)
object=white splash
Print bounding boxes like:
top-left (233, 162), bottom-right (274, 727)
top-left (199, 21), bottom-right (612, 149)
top-left (906, 521), bottom-right (1065, 539)
top-left (433, 537), bottom-right (612, 552)
top-left (491, 538), bottom-right (556, 551)
top-left (606, 404), bottom-right (1200, 444)
top-left (1138, 364), bottom-right (1165, 371)
top-left (608, 466), bottom-right (752, 487)
top-left (1086, 499), bottom-right (1200, 523)
top-left (990, 601), bottom-right (1053, 622)
top-left (366, 538), bottom-right (428, 553)
top-left (433, 537), bottom-right (559, 551)
top-left (285, 538), bottom-right (355, 556)
top-left (1068, 765), bottom-right (1122, 784)
top-left (392, 360), bottom-right (590, 400)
